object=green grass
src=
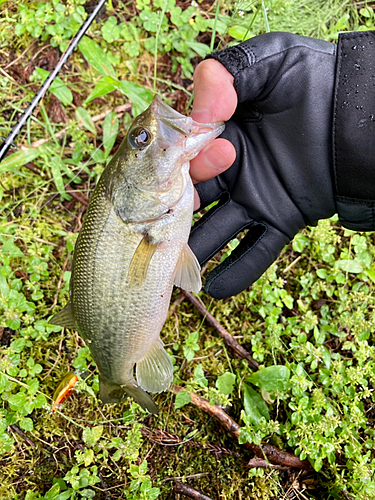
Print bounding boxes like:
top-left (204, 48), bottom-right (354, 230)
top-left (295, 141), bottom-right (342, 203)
top-left (1, 1), bottom-right (375, 499)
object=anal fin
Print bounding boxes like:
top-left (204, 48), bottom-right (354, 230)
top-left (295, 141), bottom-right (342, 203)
top-left (99, 375), bottom-right (159, 415)
top-left (173, 243), bottom-right (202, 293)
top-left (136, 339), bottom-right (173, 394)
top-left (128, 235), bottom-right (159, 288)
top-left (49, 302), bottom-right (76, 329)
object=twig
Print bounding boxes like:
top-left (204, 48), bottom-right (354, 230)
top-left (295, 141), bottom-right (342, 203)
top-left (182, 291), bottom-right (259, 370)
top-left (10, 425), bottom-right (36, 448)
top-left (247, 457), bottom-right (288, 470)
top-left (65, 186), bottom-right (89, 207)
top-left (174, 481), bottom-right (213, 500)
top-left (170, 385), bottom-right (311, 470)
top-left (141, 427), bottom-right (240, 458)
top-left (283, 255), bottom-right (302, 274)
top-left (5, 40), bottom-right (38, 69)
top-left (341, 491), bottom-right (354, 500)
top-left (97, 472), bottom-right (112, 500)
top-left (163, 473), bottom-right (209, 483)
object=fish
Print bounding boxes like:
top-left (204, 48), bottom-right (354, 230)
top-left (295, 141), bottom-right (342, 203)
top-left (50, 95), bottom-right (224, 414)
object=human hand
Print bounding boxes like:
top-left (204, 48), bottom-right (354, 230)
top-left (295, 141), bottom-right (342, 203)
top-left (190, 59), bottom-right (237, 210)
top-left (189, 32), bottom-right (337, 299)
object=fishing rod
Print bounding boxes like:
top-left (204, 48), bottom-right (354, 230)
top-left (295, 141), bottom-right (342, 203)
top-left (0, 0), bottom-right (107, 163)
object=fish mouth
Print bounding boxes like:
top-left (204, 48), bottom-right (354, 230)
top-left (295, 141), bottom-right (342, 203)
top-left (152, 94), bottom-right (225, 158)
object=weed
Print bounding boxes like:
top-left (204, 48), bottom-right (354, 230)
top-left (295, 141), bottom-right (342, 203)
top-left (1, 1), bottom-right (375, 499)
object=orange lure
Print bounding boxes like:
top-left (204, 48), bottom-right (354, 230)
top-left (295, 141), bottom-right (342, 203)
top-left (51, 373), bottom-right (78, 412)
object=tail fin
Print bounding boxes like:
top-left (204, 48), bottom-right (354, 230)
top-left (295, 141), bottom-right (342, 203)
top-left (99, 375), bottom-right (159, 415)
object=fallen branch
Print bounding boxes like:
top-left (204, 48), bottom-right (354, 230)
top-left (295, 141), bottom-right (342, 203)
top-left (182, 290), bottom-right (259, 370)
top-left (65, 185), bottom-right (89, 207)
top-left (174, 481), bottom-right (213, 500)
top-left (170, 385), bottom-right (311, 470)
top-left (10, 424), bottom-right (36, 448)
top-left (247, 457), bottom-right (288, 470)
top-left (97, 471), bottom-right (112, 500)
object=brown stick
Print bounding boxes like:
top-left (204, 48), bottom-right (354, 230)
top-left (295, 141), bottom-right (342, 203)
top-left (247, 457), bottom-right (288, 470)
top-left (65, 185), bottom-right (89, 207)
top-left (10, 425), bottom-right (36, 448)
top-left (182, 290), bottom-right (259, 370)
top-left (170, 385), bottom-right (311, 470)
top-left (174, 481), bottom-right (213, 500)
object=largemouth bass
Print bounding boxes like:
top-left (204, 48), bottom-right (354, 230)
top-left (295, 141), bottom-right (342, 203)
top-left (51, 95), bottom-right (224, 414)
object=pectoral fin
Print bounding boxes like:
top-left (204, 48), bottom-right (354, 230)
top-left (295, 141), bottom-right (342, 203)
top-left (128, 236), bottom-right (159, 288)
top-left (136, 339), bottom-right (173, 394)
top-left (173, 243), bottom-right (202, 293)
top-left (49, 302), bottom-right (76, 329)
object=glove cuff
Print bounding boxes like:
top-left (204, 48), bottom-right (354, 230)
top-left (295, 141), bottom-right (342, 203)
top-left (333, 31), bottom-right (375, 231)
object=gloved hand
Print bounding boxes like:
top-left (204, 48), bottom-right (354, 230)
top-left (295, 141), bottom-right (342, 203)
top-left (188, 32), bottom-right (337, 299)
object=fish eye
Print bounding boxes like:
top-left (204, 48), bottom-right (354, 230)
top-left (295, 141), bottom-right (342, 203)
top-left (129, 127), bottom-right (152, 149)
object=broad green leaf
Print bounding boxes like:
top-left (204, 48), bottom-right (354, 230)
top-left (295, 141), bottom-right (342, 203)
top-left (228, 25), bottom-right (251, 40)
top-left (246, 365), bottom-right (290, 392)
top-left (51, 156), bottom-right (67, 199)
top-left (84, 77), bottom-right (119, 104)
top-left (313, 326), bottom-right (325, 345)
top-left (185, 40), bottom-right (210, 57)
top-left (216, 372), bottom-right (236, 395)
top-left (35, 68), bottom-right (73, 106)
top-left (19, 417), bottom-right (33, 432)
top-left (83, 448), bottom-right (95, 467)
top-left (119, 80), bottom-right (153, 116)
top-left (175, 390), bottom-right (191, 409)
top-left (316, 269), bottom-right (327, 279)
top-left (242, 384), bottom-right (269, 425)
top-left (79, 36), bottom-right (116, 78)
top-left (335, 259), bottom-right (363, 273)
top-left (102, 111), bottom-right (119, 158)
top-left (57, 491), bottom-right (72, 500)
top-left (10, 338), bottom-right (25, 353)
top-left (313, 457), bottom-right (323, 472)
top-left (0, 149), bottom-right (40, 174)
top-left (101, 16), bottom-right (121, 43)
top-left (91, 148), bottom-right (106, 163)
top-left (0, 274), bottom-right (9, 296)
top-left (360, 6), bottom-right (373, 17)
top-left (75, 107), bottom-right (96, 135)
top-left (365, 267), bottom-right (375, 283)
top-left (43, 483), bottom-right (61, 500)
top-left (79, 489), bottom-right (95, 498)
top-left (8, 392), bottom-right (27, 409)
top-left (1, 238), bottom-right (25, 257)
top-left (82, 425), bottom-right (103, 446)
top-left (194, 364), bottom-right (208, 388)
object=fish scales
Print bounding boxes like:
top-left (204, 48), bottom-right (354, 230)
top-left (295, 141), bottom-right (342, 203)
top-left (50, 95), bottom-right (224, 414)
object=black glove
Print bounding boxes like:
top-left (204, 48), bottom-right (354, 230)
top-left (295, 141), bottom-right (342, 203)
top-left (189, 31), bottom-right (375, 299)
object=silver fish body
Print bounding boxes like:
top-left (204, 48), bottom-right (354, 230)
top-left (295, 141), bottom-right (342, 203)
top-left (51, 95), bottom-right (224, 413)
